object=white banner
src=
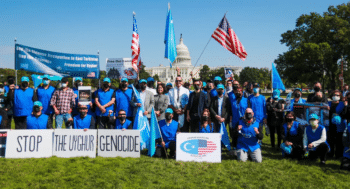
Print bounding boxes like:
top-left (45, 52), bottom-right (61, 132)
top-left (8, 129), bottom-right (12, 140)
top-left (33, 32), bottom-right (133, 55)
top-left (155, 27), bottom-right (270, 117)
top-left (98, 130), bottom-right (140, 158)
top-left (176, 133), bottom-right (221, 163)
top-left (53, 129), bottom-right (97, 158)
top-left (224, 67), bottom-right (234, 79)
top-left (5, 130), bottom-right (53, 158)
top-left (106, 58), bottom-right (137, 79)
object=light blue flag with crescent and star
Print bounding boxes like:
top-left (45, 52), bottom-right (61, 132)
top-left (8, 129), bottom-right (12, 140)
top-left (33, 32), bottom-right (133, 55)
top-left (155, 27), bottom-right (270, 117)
top-left (148, 107), bottom-right (162, 157)
top-left (131, 84), bottom-right (150, 150)
top-left (164, 3), bottom-right (177, 67)
top-left (220, 122), bottom-right (231, 151)
top-left (272, 63), bottom-right (286, 91)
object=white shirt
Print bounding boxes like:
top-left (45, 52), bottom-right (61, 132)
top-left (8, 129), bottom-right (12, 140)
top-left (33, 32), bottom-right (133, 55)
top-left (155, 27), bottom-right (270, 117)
top-left (140, 90), bottom-right (147, 107)
top-left (303, 126), bottom-right (327, 149)
top-left (168, 86), bottom-right (190, 108)
top-left (146, 86), bottom-right (157, 96)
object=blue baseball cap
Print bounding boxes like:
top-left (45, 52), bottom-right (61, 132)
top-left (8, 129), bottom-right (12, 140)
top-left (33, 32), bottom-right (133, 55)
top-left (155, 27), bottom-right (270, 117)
top-left (309, 113), bottom-right (319, 120)
top-left (33, 101), bottom-right (42, 107)
top-left (166, 83), bottom-right (172, 87)
top-left (121, 78), bottom-right (128, 82)
top-left (42, 75), bottom-right (49, 79)
top-left (147, 77), bottom-right (154, 82)
top-left (294, 88), bottom-right (302, 92)
top-left (217, 84), bottom-right (225, 90)
top-left (202, 82), bottom-right (207, 87)
top-left (75, 77), bottom-right (83, 82)
top-left (214, 76), bottom-right (222, 81)
top-left (21, 76), bottom-right (29, 82)
top-left (165, 108), bottom-right (173, 114)
top-left (139, 79), bottom-right (147, 83)
top-left (273, 89), bottom-right (280, 98)
top-left (103, 78), bottom-right (111, 83)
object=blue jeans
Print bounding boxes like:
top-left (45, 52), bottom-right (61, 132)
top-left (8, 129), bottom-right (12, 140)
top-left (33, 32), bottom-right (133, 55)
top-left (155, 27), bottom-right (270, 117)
top-left (55, 113), bottom-right (72, 129)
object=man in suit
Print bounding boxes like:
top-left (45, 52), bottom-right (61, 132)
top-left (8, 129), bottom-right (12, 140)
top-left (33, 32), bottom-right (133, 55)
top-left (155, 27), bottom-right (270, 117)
top-left (186, 79), bottom-right (209, 132)
top-left (210, 84), bottom-right (231, 132)
top-left (133, 79), bottom-right (154, 119)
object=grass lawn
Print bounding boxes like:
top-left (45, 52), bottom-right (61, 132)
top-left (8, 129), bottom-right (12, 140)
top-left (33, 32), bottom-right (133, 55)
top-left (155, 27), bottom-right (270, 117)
top-left (1, 122), bottom-right (349, 188)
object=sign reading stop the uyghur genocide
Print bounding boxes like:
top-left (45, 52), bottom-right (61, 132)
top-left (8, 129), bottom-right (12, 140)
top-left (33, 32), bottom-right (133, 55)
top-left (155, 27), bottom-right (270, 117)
top-left (15, 44), bottom-right (100, 78)
top-left (98, 130), bottom-right (140, 158)
top-left (176, 133), bottom-right (221, 163)
top-left (52, 129), bottom-right (97, 158)
top-left (5, 130), bottom-right (53, 158)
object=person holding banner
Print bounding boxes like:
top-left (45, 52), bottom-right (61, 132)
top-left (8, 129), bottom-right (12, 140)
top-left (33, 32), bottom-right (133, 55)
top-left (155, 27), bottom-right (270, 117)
top-left (307, 82), bottom-right (328, 103)
top-left (280, 112), bottom-right (304, 159)
top-left (73, 104), bottom-right (95, 130)
top-left (10, 76), bottom-right (37, 129)
top-left (303, 114), bottom-right (330, 165)
top-left (50, 78), bottom-right (75, 129)
top-left (237, 108), bottom-right (263, 163)
top-left (209, 84), bottom-right (231, 132)
top-left (95, 78), bottom-right (116, 129)
top-left (289, 88), bottom-right (306, 111)
top-left (36, 75), bottom-right (55, 129)
top-left (115, 78), bottom-right (134, 122)
top-left (27, 101), bottom-right (52, 129)
top-left (156, 108), bottom-right (180, 158)
top-left (114, 109), bottom-right (132, 130)
top-left (199, 110), bottom-right (214, 133)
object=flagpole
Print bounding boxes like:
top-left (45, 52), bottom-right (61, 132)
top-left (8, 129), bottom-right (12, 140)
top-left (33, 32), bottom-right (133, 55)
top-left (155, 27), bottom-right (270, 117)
top-left (14, 38), bottom-right (17, 86)
top-left (271, 63), bottom-right (273, 94)
top-left (191, 37), bottom-right (212, 77)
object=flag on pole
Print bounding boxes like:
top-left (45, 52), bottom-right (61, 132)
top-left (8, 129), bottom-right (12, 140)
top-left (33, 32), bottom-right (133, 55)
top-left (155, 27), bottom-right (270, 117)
top-left (148, 107), bottom-right (162, 157)
top-left (164, 3), bottom-right (177, 67)
top-left (131, 12), bottom-right (141, 72)
top-left (220, 122), bottom-right (231, 151)
top-left (131, 84), bottom-right (150, 150)
top-left (212, 15), bottom-right (247, 61)
top-left (272, 63), bottom-right (286, 91)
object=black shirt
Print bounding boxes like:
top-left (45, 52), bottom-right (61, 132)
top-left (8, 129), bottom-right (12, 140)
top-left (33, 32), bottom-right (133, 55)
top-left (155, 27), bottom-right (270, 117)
top-left (190, 92), bottom-right (201, 115)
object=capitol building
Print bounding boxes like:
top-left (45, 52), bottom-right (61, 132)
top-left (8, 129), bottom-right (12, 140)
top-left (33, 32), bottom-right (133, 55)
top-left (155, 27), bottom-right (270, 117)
top-left (144, 35), bottom-right (243, 83)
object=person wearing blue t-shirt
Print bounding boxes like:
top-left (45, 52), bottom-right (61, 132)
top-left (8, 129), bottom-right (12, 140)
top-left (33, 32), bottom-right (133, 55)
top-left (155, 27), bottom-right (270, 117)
top-left (36, 75), bottom-right (55, 129)
top-left (248, 83), bottom-right (267, 135)
top-left (73, 104), bottom-right (95, 130)
top-left (303, 114), bottom-right (330, 165)
top-left (115, 78), bottom-right (134, 122)
top-left (27, 101), bottom-right (52, 129)
top-left (155, 108), bottom-right (180, 158)
top-left (236, 108), bottom-right (263, 163)
top-left (95, 78), bottom-right (116, 129)
top-left (114, 109), bottom-right (132, 130)
top-left (341, 123), bottom-right (350, 170)
top-left (199, 110), bottom-right (214, 133)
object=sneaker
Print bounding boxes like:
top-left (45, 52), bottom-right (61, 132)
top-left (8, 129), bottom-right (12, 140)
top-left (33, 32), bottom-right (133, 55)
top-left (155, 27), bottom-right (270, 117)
top-left (320, 161), bottom-right (326, 165)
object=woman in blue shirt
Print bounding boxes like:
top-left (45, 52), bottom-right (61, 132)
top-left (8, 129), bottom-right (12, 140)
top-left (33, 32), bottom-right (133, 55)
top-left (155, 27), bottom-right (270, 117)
top-left (199, 110), bottom-right (214, 133)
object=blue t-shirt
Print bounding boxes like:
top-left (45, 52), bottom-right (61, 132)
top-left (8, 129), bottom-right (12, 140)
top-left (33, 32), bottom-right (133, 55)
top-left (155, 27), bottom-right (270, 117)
top-left (237, 120), bottom-right (260, 152)
top-left (159, 120), bottom-right (178, 148)
top-left (27, 114), bottom-right (49, 129)
top-left (199, 123), bottom-right (214, 133)
top-left (74, 114), bottom-right (93, 129)
top-left (14, 88), bottom-right (34, 117)
top-left (95, 88), bottom-right (115, 117)
top-left (248, 94), bottom-right (266, 123)
top-left (36, 86), bottom-right (55, 114)
top-left (115, 89), bottom-right (133, 117)
top-left (115, 119), bottom-right (132, 129)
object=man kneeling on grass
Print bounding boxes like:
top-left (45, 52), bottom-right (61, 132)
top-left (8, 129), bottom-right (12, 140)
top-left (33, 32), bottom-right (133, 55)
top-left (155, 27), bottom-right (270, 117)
top-left (236, 108), bottom-right (263, 163)
top-left (73, 104), bottom-right (95, 130)
top-left (27, 101), bottom-right (52, 129)
top-left (155, 108), bottom-right (180, 158)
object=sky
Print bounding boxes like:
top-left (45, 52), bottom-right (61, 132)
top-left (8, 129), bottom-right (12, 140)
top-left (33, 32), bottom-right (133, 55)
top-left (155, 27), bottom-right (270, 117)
top-left (0, 0), bottom-right (348, 71)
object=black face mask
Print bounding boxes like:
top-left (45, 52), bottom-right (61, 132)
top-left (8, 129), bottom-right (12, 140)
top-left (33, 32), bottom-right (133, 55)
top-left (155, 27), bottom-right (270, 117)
top-left (121, 83), bottom-right (127, 89)
top-left (80, 112), bottom-right (87, 117)
top-left (103, 83), bottom-right (109, 89)
top-left (245, 113), bottom-right (253, 120)
top-left (201, 116), bottom-right (209, 121)
top-left (294, 93), bottom-right (301, 98)
top-left (217, 91), bottom-right (224, 95)
top-left (314, 86), bottom-right (321, 92)
top-left (232, 85), bottom-right (238, 90)
top-left (21, 82), bottom-right (28, 88)
top-left (208, 85), bottom-right (213, 90)
top-left (33, 106), bottom-right (40, 113)
top-left (165, 115), bottom-right (172, 120)
top-left (140, 85), bottom-right (147, 90)
top-left (315, 96), bottom-right (322, 102)
top-left (286, 118), bottom-right (294, 123)
top-left (119, 117), bottom-right (126, 122)
top-left (235, 93), bottom-right (242, 98)
top-left (194, 85), bottom-right (200, 90)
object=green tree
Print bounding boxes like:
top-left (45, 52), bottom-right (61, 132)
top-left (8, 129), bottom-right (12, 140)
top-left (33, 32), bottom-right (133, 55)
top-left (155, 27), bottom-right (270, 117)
top-left (139, 65), bottom-right (151, 80)
top-left (239, 67), bottom-right (271, 88)
top-left (153, 74), bottom-right (160, 81)
top-left (275, 3), bottom-right (350, 90)
top-left (199, 65), bottom-right (210, 81)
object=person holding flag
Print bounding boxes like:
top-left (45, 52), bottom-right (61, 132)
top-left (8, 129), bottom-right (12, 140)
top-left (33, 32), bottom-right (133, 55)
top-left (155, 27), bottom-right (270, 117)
top-left (155, 108), bottom-right (180, 158)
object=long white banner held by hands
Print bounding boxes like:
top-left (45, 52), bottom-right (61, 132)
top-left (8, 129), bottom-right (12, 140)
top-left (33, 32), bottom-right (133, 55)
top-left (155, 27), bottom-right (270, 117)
top-left (98, 130), bottom-right (140, 158)
top-left (5, 130), bottom-right (53, 158)
top-left (53, 129), bottom-right (97, 158)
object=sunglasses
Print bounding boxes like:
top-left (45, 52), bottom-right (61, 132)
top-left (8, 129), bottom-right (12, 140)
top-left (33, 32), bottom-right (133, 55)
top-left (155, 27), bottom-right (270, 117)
top-left (175, 80), bottom-right (182, 82)
top-left (119, 114), bottom-right (126, 116)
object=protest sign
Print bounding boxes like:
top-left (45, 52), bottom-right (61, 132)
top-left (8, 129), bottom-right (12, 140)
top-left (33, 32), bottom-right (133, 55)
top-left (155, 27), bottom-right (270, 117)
top-left (53, 129), bottom-right (97, 158)
top-left (106, 58), bottom-right (137, 79)
top-left (98, 130), bottom-right (140, 158)
top-left (224, 68), bottom-right (234, 80)
top-left (5, 130), bottom-right (53, 158)
top-left (78, 86), bottom-right (91, 106)
top-left (176, 133), bottom-right (221, 163)
top-left (0, 130), bottom-right (9, 157)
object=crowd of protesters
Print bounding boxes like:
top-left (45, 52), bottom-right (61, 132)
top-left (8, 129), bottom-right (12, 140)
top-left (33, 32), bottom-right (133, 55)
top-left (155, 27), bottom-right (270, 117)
top-left (1, 74), bottom-right (350, 170)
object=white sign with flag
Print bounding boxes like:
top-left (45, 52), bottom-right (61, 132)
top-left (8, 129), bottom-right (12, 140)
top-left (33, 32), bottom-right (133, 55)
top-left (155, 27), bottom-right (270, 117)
top-left (5, 130), bottom-right (53, 158)
top-left (106, 58), bottom-right (137, 79)
top-left (224, 68), bottom-right (234, 79)
top-left (98, 130), bottom-right (141, 158)
top-left (53, 129), bottom-right (97, 158)
top-left (176, 133), bottom-right (221, 163)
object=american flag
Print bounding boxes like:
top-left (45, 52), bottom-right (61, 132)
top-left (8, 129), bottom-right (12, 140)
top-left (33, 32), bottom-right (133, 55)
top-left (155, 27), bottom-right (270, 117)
top-left (212, 15), bottom-right (247, 61)
top-left (198, 140), bottom-right (217, 155)
top-left (131, 12), bottom-right (141, 72)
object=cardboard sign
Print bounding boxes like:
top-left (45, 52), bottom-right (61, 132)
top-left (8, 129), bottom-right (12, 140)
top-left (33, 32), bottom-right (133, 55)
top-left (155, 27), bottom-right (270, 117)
top-left (5, 130), bottom-right (53, 158)
top-left (78, 86), bottom-right (91, 106)
top-left (176, 133), bottom-right (221, 163)
top-left (98, 130), bottom-right (140, 158)
top-left (53, 129), bottom-right (97, 158)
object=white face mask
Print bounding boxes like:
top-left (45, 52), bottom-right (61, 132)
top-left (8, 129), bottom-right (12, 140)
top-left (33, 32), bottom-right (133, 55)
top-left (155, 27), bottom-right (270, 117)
top-left (0, 88), bottom-right (4, 93)
top-left (332, 96), bottom-right (340, 101)
top-left (310, 120), bottom-right (318, 127)
top-left (61, 83), bottom-right (67, 88)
